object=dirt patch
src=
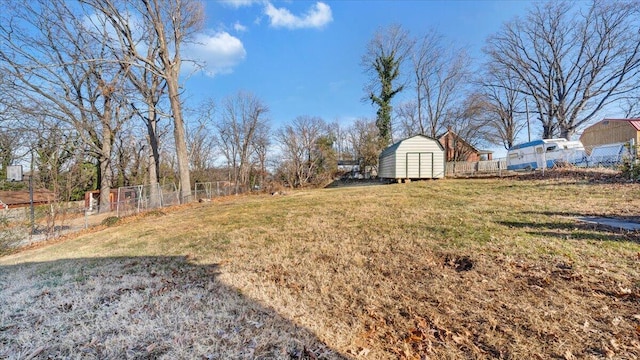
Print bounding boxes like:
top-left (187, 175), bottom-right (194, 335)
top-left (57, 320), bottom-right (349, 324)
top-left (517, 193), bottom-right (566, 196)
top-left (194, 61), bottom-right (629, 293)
top-left (442, 254), bottom-right (474, 272)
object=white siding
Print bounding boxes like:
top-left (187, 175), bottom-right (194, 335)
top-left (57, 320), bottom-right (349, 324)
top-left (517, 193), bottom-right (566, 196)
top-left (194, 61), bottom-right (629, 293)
top-left (378, 135), bottom-right (445, 179)
top-left (378, 152), bottom-right (396, 178)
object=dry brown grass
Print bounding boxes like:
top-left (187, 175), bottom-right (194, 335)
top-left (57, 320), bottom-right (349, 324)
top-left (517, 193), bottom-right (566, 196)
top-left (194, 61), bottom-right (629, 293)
top-left (1, 172), bottom-right (640, 359)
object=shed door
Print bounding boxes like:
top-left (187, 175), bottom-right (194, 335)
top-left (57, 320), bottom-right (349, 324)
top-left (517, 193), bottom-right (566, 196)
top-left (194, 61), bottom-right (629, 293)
top-left (406, 152), bottom-right (434, 178)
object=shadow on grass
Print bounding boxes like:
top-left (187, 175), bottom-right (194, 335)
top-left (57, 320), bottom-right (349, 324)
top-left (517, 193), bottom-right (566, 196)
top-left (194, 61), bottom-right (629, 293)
top-left (523, 210), bottom-right (640, 223)
top-left (0, 256), bottom-right (346, 359)
top-left (324, 178), bottom-right (388, 188)
top-left (498, 220), bottom-right (640, 243)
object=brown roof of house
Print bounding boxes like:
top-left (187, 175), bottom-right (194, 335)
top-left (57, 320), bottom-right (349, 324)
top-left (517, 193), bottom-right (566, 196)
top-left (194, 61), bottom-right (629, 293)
top-left (602, 118), bottom-right (640, 131)
top-left (0, 189), bottom-right (55, 206)
top-left (437, 130), bottom-right (481, 153)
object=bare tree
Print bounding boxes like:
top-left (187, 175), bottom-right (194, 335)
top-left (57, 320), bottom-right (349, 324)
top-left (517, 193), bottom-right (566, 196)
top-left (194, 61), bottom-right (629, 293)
top-left (0, 71), bottom-right (21, 180)
top-left (362, 24), bottom-right (413, 145)
top-left (404, 30), bottom-right (471, 138)
top-left (327, 121), bottom-right (353, 161)
top-left (275, 116), bottom-right (328, 188)
top-left (485, 0), bottom-right (640, 139)
top-left (112, 128), bottom-right (147, 187)
top-left (84, 0), bottom-right (204, 202)
top-left (251, 121), bottom-right (271, 190)
top-left (444, 93), bottom-right (492, 162)
top-left (0, 104), bottom-right (24, 182)
top-left (187, 100), bottom-right (216, 181)
top-left (347, 118), bottom-right (381, 175)
top-left (395, 100), bottom-right (421, 138)
top-left (97, 9), bottom-right (169, 206)
top-left (33, 122), bottom-right (78, 190)
top-left (479, 63), bottom-right (526, 150)
top-left (214, 92), bottom-right (269, 192)
top-left (0, 0), bottom-right (132, 212)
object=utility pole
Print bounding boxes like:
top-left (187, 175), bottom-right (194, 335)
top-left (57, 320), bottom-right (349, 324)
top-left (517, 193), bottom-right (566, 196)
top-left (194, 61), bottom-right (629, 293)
top-left (29, 151), bottom-right (34, 235)
top-left (525, 98), bottom-right (531, 142)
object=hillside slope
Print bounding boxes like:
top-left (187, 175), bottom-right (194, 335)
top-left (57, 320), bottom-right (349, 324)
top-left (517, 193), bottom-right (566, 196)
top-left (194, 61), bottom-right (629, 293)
top-left (1, 177), bottom-right (639, 359)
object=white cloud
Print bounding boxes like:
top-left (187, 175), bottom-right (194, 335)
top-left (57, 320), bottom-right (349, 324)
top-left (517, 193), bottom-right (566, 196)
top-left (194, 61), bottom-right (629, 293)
top-left (233, 21), bottom-right (248, 32)
top-left (264, 2), bottom-right (333, 30)
top-left (220, 0), bottom-right (263, 8)
top-left (183, 31), bottom-right (246, 77)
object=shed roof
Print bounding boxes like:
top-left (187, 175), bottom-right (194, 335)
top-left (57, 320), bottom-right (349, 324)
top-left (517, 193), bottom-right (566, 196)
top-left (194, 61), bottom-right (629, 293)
top-left (599, 118), bottom-right (640, 131)
top-left (379, 134), bottom-right (444, 158)
top-left (0, 189), bottom-right (55, 207)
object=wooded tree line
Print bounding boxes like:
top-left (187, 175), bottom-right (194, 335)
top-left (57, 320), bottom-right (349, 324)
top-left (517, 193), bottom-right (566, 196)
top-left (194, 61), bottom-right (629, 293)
top-left (0, 0), bottom-right (199, 211)
top-left (1, 0), bottom-right (639, 211)
top-left (363, 0), bottom-right (640, 153)
top-left (0, 0), bottom-right (377, 210)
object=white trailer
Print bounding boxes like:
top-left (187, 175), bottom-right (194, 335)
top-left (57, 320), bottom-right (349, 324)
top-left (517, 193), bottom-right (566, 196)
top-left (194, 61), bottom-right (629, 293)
top-left (507, 139), bottom-right (586, 171)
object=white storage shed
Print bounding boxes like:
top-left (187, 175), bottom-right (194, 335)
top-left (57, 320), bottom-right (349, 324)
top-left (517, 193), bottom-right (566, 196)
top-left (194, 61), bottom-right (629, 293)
top-left (378, 135), bottom-right (445, 180)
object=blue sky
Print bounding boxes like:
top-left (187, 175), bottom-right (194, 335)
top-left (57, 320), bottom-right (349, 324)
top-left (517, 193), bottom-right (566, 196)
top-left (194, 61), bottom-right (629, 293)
top-left (182, 0), bottom-right (536, 150)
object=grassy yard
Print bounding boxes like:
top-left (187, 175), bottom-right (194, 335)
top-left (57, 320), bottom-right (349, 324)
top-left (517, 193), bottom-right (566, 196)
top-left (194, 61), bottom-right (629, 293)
top-left (1, 173), bottom-right (639, 359)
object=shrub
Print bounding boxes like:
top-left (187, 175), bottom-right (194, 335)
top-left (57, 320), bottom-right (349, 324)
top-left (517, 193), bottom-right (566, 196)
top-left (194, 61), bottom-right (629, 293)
top-left (142, 210), bottom-right (166, 217)
top-left (619, 159), bottom-right (640, 181)
top-left (0, 216), bottom-right (26, 255)
top-left (101, 216), bottom-right (120, 227)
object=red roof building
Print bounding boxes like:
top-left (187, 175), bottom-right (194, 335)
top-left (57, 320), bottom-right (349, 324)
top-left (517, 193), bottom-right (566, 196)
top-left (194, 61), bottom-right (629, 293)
top-left (437, 130), bottom-right (493, 162)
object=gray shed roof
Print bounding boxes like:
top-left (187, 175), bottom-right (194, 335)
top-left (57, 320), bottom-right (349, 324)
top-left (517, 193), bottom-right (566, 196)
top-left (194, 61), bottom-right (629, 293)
top-left (379, 134), bottom-right (444, 158)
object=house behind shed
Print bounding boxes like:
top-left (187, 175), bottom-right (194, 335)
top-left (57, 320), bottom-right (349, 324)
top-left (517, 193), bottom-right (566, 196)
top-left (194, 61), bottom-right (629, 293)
top-left (437, 129), bottom-right (493, 162)
top-left (378, 134), bottom-right (445, 180)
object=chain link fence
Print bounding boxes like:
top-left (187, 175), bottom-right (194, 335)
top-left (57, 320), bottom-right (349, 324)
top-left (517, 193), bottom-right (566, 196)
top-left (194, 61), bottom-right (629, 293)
top-left (2, 180), bottom-right (252, 249)
top-left (446, 142), bottom-right (637, 178)
top-left (114, 183), bottom-right (181, 217)
top-left (193, 181), bottom-right (249, 200)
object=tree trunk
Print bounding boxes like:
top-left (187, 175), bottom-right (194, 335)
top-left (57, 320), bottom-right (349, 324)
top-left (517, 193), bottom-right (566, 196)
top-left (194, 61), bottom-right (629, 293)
top-left (166, 78), bottom-right (191, 203)
top-left (146, 111), bottom-right (161, 208)
top-left (99, 99), bottom-right (113, 213)
top-left (98, 144), bottom-right (112, 214)
top-left (144, 0), bottom-right (192, 204)
top-left (542, 123), bottom-right (554, 139)
top-left (560, 127), bottom-right (573, 140)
